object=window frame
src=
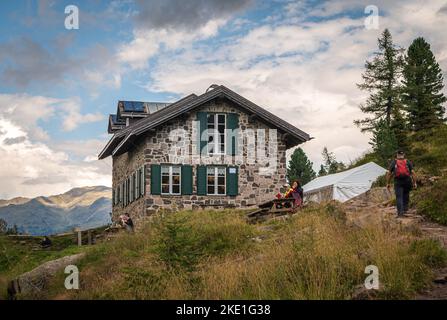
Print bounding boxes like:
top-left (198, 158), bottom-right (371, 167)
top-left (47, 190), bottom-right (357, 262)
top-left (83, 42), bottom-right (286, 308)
top-left (206, 166), bottom-right (226, 196)
top-left (207, 113), bottom-right (226, 155)
top-left (161, 165), bottom-right (182, 195)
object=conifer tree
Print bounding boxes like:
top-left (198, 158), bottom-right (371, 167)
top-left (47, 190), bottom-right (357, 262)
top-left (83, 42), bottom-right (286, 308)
top-left (355, 29), bottom-right (405, 139)
top-left (402, 37), bottom-right (447, 131)
top-left (369, 119), bottom-right (398, 167)
top-left (287, 147), bottom-right (316, 185)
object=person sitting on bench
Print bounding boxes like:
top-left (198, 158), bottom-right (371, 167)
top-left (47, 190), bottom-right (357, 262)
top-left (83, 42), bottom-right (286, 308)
top-left (284, 180), bottom-right (303, 207)
top-left (40, 236), bottom-right (52, 248)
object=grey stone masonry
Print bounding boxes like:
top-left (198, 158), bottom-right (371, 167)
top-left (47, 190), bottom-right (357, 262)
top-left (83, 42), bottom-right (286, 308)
top-left (112, 98), bottom-right (287, 223)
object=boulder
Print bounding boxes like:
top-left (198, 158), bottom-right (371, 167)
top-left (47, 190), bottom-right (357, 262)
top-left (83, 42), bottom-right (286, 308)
top-left (7, 253), bottom-right (85, 299)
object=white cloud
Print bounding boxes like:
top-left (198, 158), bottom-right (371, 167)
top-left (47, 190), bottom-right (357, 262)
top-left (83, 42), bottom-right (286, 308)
top-left (0, 93), bottom-right (104, 136)
top-left (139, 0), bottom-right (447, 170)
top-left (60, 98), bottom-right (104, 132)
top-left (0, 118), bottom-right (111, 199)
top-left (117, 19), bottom-right (227, 70)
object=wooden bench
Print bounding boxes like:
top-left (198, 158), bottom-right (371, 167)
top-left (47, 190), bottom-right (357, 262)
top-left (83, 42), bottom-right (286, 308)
top-left (247, 198), bottom-right (299, 223)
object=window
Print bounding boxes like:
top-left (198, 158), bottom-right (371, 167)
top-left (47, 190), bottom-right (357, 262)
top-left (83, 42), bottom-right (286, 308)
top-left (161, 165), bottom-right (181, 195)
top-left (207, 166), bottom-right (226, 195)
top-left (207, 113), bottom-right (226, 155)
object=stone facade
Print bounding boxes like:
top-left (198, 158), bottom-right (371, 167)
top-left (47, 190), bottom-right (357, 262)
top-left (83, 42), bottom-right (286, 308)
top-left (112, 98), bottom-right (288, 222)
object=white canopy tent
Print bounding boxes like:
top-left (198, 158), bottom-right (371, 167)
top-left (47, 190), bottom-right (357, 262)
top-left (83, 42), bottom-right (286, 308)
top-left (303, 162), bottom-right (387, 203)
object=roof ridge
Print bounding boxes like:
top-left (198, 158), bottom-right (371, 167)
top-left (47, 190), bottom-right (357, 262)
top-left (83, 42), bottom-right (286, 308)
top-left (99, 86), bottom-right (310, 159)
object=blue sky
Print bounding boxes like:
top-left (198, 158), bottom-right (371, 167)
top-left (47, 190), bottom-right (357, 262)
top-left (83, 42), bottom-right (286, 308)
top-left (0, 0), bottom-right (446, 198)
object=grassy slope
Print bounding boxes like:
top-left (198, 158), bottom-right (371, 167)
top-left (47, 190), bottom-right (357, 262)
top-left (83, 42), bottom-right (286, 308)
top-left (353, 124), bottom-right (447, 224)
top-left (3, 125), bottom-right (446, 300)
top-left (29, 206), bottom-right (446, 300)
top-left (409, 125), bottom-right (447, 224)
top-left (0, 234), bottom-right (84, 299)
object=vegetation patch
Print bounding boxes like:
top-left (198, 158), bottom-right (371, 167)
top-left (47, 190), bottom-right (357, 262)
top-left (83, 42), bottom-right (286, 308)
top-left (27, 207), bottom-right (447, 300)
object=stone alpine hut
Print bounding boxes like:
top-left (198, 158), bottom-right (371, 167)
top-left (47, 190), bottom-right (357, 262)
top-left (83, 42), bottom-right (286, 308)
top-left (99, 85), bottom-right (310, 221)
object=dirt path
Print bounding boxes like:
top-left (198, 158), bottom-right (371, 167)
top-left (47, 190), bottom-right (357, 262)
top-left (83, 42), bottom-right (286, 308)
top-left (414, 221), bottom-right (447, 300)
top-left (343, 187), bottom-right (447, 300)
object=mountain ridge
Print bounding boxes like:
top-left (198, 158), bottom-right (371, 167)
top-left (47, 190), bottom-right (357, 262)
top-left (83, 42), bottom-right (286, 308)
top-left (0, 186), bottom-right (112, 235)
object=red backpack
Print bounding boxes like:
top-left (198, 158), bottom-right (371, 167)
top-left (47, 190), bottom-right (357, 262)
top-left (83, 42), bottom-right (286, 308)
top-left (395, 159), bottom-right (410, 178)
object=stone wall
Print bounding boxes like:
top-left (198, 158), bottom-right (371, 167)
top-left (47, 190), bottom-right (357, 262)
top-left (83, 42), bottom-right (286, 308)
top-left (111, 98), bottom-right (288, 222)
top-left (112, 136), bottom-right (146, 220)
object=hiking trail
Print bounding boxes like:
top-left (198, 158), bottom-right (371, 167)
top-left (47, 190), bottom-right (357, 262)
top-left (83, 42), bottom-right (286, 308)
top-left (343, 187), bottom-right (447, 299)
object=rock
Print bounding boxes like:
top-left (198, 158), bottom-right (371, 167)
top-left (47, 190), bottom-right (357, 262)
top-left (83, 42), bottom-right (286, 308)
top-left (7, 253), bottom-right (85, 299)
top-left (433, 276), bottom-right (447, 284)
top-left (351, 285), bottom-right (379, 300)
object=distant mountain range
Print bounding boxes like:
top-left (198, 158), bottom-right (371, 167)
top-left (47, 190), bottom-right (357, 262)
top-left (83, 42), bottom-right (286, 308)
top-left (0, 186), bottom-right (112, 235)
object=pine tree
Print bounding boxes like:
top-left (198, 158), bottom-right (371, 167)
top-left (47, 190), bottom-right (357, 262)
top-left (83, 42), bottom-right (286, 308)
top-left (322, 147), bottom-right (335, 169)
top-left (318, 164), bottom-right (327, 177)
top-left (402, 37), bottom-right (447, 131)
top-left (0, 218), bottom-right (7, 234)
top-left (321, 147), bottom-right (345, 174)
top-left (287, 147), bottom-right (316, 185)
top-left (369, 119), bottom-right (398, 167)
top-left (355, 29), bottom-right (405, 135)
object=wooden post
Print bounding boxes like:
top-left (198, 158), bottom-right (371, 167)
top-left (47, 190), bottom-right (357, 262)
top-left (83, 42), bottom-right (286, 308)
top-left (74, 228), bottom-right (82, 246)
top-left (87, 230), bottom-right (92, 245)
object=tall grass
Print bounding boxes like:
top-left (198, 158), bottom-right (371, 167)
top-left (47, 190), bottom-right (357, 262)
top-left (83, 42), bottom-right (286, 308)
top-left (32, 205), bottom-right (446, 300)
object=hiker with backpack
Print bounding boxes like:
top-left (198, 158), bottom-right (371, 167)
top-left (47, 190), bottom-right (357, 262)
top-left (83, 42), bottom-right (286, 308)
top-left (386, 150), bottom-right (417, 217)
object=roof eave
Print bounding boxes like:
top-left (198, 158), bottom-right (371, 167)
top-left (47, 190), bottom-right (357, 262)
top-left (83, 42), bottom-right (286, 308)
top-left (98, 134), bottom-right (125, 160)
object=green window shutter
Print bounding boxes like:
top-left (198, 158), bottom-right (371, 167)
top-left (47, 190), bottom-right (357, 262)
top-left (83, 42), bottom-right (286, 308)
top-left (136, 170), bottom-right (140, 199)
top-left (143, 165), bottom-right (146, 196)
top-left (196, 165), bottom-right (207, 195)
top-left (181, 165), bottom-right (193, 195)
top-left (226, 166), bottom-right (238, 196)
top-left (197, 112), bottom-right (207, 155)
top-left (150, 164), bottom-right (161, 195)
top-left (127, 178), bottom-right (130, 204)
top-left (130, 176), bottom-right (133, 203)
top-left (132, 173), bottom-right (136, 201)
top-left (226, 113), bottom-right (239, 155)
top-left (124, 180), bottom-right (127, 206)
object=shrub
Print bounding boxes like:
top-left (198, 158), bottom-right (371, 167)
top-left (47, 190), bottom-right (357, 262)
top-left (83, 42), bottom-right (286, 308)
top-left (414, 176), bottom-right (447, 224)
top-left (409, 239), bottom-right (447, 268)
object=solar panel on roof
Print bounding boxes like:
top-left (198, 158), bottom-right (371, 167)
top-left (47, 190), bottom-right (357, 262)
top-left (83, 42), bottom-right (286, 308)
top-left (147, 102), bottom-right (170, 113)
top-left (110, 114), bottom-right (125, 125)
top-left (122, 101), bottom-right (146, 112)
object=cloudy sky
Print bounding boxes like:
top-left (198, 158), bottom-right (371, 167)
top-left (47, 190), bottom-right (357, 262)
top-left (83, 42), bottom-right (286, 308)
top-left (0, 0), bottom-right (446, 199)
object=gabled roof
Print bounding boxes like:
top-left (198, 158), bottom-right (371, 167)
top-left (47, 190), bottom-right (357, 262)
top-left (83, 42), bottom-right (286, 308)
top-left (98, 85), bottom-right (311, 160)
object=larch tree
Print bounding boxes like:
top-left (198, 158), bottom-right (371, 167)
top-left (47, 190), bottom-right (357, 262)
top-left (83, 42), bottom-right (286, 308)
top-left (355, 29), bottom-right (406, 147)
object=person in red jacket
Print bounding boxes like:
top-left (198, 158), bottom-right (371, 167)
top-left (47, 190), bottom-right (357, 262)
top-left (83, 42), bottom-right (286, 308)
top-left (386, 150), bottom-right (417, 217)
top-left (284, 180), bottom-right (304, 207)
